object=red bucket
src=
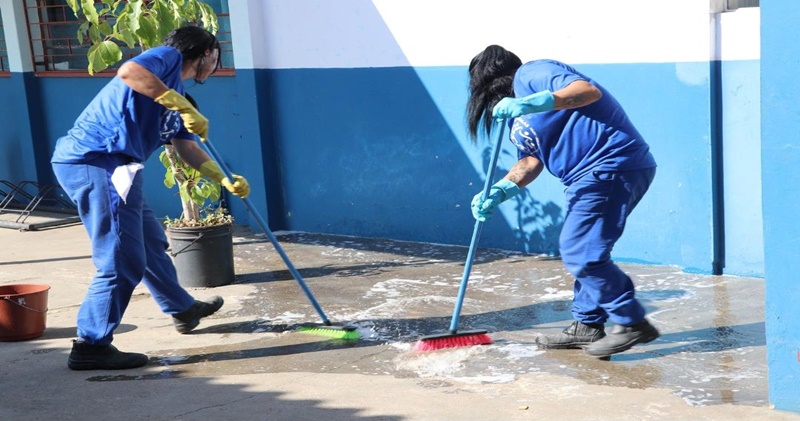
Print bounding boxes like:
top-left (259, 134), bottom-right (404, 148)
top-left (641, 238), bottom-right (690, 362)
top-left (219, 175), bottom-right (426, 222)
top-left (0, 284), bottom-right (50, 341)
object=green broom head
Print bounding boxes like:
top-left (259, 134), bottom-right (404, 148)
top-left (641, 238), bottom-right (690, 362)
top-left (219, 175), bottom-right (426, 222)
top-left (297, 323), bottom-right (360, 340)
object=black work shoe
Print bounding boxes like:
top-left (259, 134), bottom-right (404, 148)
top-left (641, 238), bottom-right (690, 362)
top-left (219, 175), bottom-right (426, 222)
top-left (535, 321), bottom-right (606, 349)
top-left (172, 296), bottom-right (224, 334)
top-left (585, 319), bottom-right (660, 357)
top-left (68, 340), bottom-right (148, 371)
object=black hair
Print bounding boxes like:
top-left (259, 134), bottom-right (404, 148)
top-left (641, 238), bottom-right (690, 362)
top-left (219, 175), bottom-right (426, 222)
top-left (163, 26), bottom-right (221, 84)
top-left (466, 45), bottom-right (522, 142)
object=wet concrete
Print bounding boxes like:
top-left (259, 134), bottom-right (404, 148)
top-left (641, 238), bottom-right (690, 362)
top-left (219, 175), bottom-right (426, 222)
top-left (225, 231), bottom-right (771, 406)
top-left (0, 224), bottom-right (797, 421)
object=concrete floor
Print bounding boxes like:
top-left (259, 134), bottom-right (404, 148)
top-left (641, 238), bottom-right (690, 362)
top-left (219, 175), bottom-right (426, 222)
top-left (1, 221), bottom-right (798, 421)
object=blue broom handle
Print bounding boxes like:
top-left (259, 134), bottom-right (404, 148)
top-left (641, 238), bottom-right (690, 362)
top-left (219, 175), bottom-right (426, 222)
top-left (199, 139), bottom-right (331, 325)
top-left (449, 121), bottom-right (506, 333)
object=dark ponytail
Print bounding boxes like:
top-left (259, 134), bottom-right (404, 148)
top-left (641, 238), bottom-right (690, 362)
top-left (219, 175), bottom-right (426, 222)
top-left (466, 45), bottom-right (522, 142)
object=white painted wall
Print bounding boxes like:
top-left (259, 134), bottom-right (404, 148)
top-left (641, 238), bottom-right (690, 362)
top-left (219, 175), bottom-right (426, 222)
top-left (230, 0), bottom-right (759, 70)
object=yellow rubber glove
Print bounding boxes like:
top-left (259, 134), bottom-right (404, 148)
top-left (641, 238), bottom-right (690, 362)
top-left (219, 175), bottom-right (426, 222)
top-left (198, 161), bottom-right (251, 198)
top-left (155, 89), bottom-right (209, 140)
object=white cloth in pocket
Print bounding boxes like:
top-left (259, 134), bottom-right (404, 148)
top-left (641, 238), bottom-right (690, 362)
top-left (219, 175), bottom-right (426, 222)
top-left (110, 162), bottom-right (144, 203)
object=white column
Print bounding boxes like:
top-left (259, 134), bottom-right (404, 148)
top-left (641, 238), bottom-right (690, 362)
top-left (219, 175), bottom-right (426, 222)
top-left (0, 0), bottom-right (34, 72)
top-left (228, 0), bottom-right (267, 70)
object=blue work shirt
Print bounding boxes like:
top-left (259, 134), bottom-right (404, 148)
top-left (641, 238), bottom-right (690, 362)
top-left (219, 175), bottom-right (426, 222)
top-left (51, 46), bottom-right (196, 164)
top-left (509, 60), bottom-right (656, 186)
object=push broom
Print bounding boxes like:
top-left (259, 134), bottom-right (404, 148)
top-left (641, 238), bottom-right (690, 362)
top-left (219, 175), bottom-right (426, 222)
top-left (198, 137), bottom-right (358, 341)
top-left (412, 121), bottom-right (506, 352)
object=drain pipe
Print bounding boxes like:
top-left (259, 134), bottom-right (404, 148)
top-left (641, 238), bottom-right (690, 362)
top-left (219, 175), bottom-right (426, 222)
top-left (707, 0), bottom-right (760, 275)
top-left (709, 2), bottom-right (725, 275)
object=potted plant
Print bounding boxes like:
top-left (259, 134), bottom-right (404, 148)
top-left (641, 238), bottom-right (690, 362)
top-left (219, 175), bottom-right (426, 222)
top-left (159, 125), bottom-right (236, 288)
top-left (67, 0), bottom-right (233, 287)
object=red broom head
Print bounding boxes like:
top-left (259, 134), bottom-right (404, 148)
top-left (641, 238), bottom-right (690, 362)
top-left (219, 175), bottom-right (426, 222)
top-left (412, 331), bottom-right (492, 352)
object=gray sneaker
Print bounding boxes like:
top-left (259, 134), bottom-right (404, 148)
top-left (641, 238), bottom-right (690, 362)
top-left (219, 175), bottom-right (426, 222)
top-left (172, 296), bottom-right (224, 334)
top-left (535, 321), bottom-right (606, 349)
top-left (585, 319), bottom-right (660, 357)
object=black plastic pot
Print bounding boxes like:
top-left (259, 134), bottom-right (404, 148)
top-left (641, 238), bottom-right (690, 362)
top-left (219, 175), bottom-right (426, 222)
top-left (166, 223), bottom-right (235, 288)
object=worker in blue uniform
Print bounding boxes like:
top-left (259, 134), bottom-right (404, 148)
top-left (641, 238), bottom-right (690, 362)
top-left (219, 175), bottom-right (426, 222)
top-left (466, 45), bottom-right (660, 358)
top-left (51, 26), bottom-right (250, 370)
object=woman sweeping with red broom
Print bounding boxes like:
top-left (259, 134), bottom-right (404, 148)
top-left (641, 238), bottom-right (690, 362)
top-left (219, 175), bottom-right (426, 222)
top-left (416, 45), bottom-right (660, 358)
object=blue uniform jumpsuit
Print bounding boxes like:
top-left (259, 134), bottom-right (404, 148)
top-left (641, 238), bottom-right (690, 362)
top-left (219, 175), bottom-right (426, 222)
top-left (51, 46), bottom-right (196, 346)
top-left (509, 60), bottom-right (657, 327)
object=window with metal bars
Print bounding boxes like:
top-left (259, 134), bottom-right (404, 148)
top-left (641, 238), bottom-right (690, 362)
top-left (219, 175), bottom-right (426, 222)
top-left (0, 13), bottom-right (9, 74)
top-left (24, 0), bottom-right (233, 75)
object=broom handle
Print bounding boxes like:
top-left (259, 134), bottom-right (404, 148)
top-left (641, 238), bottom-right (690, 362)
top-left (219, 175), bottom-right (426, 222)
top-left (199, 139), bottom-right (332, 326)
top-left (449, 121), bottom-right (506, 333)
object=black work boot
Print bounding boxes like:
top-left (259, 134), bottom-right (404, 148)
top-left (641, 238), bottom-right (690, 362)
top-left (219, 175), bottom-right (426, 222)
top-left (68, 340), bottom-right (148, 371)
top-left (585, 319), bottom-right (660, 357)
top-left (172, 296), bottom-right (224, 334)
top-left (535, 321), bottom-right (606, 349)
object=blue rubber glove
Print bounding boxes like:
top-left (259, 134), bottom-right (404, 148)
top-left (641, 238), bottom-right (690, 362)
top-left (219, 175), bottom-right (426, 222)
top-left (492, 91), bottom-right (555, 119)
top-left (471, 179), bottom-right (520, 221)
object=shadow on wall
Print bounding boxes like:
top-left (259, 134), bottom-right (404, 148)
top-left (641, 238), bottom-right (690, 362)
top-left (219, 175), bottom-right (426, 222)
top-left (510, 190), bottom-right (564, 255)
top-left (475, 145), bottom-right (564, 256)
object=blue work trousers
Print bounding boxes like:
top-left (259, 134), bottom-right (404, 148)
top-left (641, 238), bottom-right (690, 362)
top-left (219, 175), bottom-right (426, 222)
top-left (53, 156), bottom-right (194, 345)
top-left (559, 167), bottom-right (656, 327)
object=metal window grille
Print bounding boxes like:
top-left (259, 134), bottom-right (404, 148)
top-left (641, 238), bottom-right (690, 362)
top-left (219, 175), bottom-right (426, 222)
top-left (24, 0), bottom-right (233, 75)
top-left (0, 14), bottom-right (9, 74)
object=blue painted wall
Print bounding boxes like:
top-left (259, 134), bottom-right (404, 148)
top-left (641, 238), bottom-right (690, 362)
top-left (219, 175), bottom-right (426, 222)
top-left (0, 61), bottom-right (764, 278)
top-left (260, 63), bottom-right (716, 273)
top-left (762, 0), bottom-right (800, 412)
top-left (9, 73), bottom-right (264, 225)
top-left (0, 76), bottom-right (25, 181)
top-left (1, 61), bottom-right (742, 276)
top-left (1, 74), bottom-right (41, 183)
top-left (722, 60), bottom-right (763, 277)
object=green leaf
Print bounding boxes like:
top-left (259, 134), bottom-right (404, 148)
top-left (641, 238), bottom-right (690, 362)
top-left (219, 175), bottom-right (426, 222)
top-left (98, 21), bottom-right (113, 37)
top-left (179, 187), bottom-right (192, 204)
top-left (88, 25), bottom-right (102, 44)
top-left (183, 0), bottom-right (198, 19)
top-left (123, 0), bottom-right (143, 36)
top-left (187, 167), bottom-right (201, 180)
top-left (76, 21), bottom-right (90, 45)
top-left (66, 0), bottom-right (80, 17)
top-left (163, 169), bottom-right (176, 188)
top-left (81, 0), bottom-right (99, 25)
top-left (153, 0), bottom-right (176, 44)
top-left (169, 1), bottom-right (185, 29)
top-left (115, 15), bottom-right (137, 48)
top-left (197, 3), bottom-right (219, 33)
top-left (135, 14), bottom-right (159, 48)
top-left (87, 40), bottom-right (122, 75)
top-left (191, 185), bottom-right (206, 206)
top-left (120, 9), bottom-right (140, 35)
top-left (209, 183), bottom-right (221, 202)
top-left (159, 150), bottom-right (169, 166)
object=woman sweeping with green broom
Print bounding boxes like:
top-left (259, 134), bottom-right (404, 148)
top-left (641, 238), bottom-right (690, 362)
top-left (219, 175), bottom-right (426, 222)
top-left (51, 26), bottom-right (250, 370)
